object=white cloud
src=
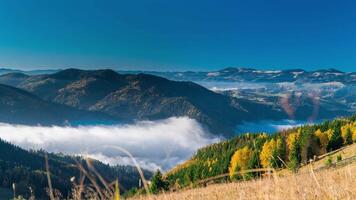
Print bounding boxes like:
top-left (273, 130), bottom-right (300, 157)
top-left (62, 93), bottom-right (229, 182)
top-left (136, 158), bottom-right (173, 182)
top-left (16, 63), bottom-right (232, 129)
top-left (0, 117), bottom-right (220, 171)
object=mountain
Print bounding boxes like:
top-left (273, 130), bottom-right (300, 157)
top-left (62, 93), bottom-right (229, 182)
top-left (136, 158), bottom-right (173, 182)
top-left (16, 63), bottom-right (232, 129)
top-left (0, 68), bottom-right (60, 76)
top-left (0, 68), bottom-right (352, 136)
top-left (2, 67), bottom-right (354, 84)
top-left (119, 67), bottom-right (356, 84)
top-left (0, 138), bottom-right (152, 199)
top-left (0, 83), bottom-right (116, 125)
top-left (222, 89), bottom-right (353, 121)
top-left (0, 73), bottom-right (30, 87)
top-left (117, 67), bottom-right (354, 121)
top-left (1, 69), bottom-right (287, 136)
top-left (0, 68), bottom-right (24, 75)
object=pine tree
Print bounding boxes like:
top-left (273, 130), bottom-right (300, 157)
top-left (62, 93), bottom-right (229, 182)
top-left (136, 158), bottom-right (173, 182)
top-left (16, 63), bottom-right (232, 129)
top-left (345, 127), bottom-right (353, 145)
top-left (246, 150), bottom-right (261, 178)
top-left (150, 170), bottom-right (168, 194)
top-left (287, 133), bottom-right (301, 172)
top-left (326, 128), bottom-right (343, 151)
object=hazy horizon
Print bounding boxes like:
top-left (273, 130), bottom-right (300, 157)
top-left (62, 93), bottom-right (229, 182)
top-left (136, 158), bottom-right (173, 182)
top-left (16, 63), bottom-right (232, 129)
top-left (0, 65), bottom-right (355, 73)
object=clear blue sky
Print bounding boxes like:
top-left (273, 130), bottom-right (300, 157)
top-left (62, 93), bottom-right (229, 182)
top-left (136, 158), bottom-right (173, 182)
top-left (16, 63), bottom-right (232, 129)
top-left (0, 0), bottom-right (355, 72)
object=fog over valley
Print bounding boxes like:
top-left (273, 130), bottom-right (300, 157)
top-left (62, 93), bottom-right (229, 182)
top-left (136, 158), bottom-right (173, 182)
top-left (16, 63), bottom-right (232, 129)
top-left (0, 116), bottom-right (317, 171)
top-left (0, 117), bottom-right (220, 171)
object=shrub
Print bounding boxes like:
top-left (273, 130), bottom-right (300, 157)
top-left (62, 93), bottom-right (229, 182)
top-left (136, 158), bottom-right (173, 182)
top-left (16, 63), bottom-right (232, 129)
top-left (336, 154), bottom-right (342, 162)
top-left (325, 156), bottom-right (333, 167)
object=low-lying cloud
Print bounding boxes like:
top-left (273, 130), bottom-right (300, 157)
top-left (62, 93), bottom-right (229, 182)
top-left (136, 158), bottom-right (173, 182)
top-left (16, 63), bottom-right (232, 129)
top-left (0, 117), bottom-right (220, 171)
top-left (236, 119), bottom-right (312, 134)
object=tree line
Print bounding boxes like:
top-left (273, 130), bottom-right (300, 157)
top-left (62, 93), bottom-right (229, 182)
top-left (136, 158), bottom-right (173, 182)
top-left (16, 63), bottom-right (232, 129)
top-left (145, 115), bottom-right (356, 195)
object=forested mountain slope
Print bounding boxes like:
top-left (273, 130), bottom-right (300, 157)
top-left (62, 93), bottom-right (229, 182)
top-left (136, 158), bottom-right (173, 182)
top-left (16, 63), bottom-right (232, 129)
top-left (0, 83), bottom-right (116, 125)
top-left (157, 115), bottom-right (356, 191)
top-left (0, 138), bottom-right (152, 199)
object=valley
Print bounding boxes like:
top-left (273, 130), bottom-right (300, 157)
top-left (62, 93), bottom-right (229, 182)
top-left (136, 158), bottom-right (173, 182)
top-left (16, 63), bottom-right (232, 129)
top-left (0, 68), bottom-right (354, 199)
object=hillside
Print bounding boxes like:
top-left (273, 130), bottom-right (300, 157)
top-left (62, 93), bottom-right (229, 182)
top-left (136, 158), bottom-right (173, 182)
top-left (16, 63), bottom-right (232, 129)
top-left (0, 73), bottom-right (29, 87)
top-left (132, 158), bottom-right (356, 200)
top-left (163, 116), bottom-right (355, 188)
top-left (0, 84), bottom-right (116, 125)
top-left (125, 115), bottom-right (356, 199)
top-left (1, 69), bottom-right (287, 136)
top-left (0, 138), bottom-right (152, 199)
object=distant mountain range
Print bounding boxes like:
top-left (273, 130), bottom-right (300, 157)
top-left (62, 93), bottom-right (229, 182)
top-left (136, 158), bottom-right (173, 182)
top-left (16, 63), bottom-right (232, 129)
top-left (0, 68), bottom-right (59, 75)
top-left (119, 67), bottom-right (356, 84)
top-left (0, 68), bottom-right (353, 136)
top-left (1, 67), bottom-right (354, 84)
top-left (0, 69), bottom-right (288, 136)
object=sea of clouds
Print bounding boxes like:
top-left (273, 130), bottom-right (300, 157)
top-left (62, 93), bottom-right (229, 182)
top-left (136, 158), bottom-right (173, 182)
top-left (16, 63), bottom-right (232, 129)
top-left (0, 117), bottom-right (220, 171)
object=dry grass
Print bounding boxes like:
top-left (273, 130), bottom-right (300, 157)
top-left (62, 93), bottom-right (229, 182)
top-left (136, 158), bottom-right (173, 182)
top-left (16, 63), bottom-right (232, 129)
top-left (132, 162), bottom-right (356, 200)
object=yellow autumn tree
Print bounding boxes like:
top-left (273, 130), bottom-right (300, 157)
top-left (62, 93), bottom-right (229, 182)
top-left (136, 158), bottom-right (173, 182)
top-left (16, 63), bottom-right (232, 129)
top-left (229, 146), bottom-right (253, 179)
top-left (260, 139), bottom-right (276, 168)
top-left (287, 132), bottom-right (299, 150)
top-left (325, 129), bottom-right (334, 140)
top-left (351, 122), bottom-right (356, 142)
top-left (314, 129), bottom-right (329, 153)
top-left (341, 124), bottom-right (353, 144)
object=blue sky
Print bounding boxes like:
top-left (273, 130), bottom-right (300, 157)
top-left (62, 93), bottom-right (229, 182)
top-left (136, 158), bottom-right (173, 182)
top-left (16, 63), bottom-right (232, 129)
top-left (0, 0), bottom-right (355, 72)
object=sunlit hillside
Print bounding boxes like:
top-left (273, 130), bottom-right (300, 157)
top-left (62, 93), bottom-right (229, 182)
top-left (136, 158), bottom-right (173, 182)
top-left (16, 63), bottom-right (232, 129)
top-left (131, 143), bottom-right (356, 200)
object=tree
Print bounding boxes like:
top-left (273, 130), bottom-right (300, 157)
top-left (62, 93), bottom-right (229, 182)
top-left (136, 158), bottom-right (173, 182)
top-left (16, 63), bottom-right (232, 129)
top-left (229, 146), bottom-right (253, 180)
top-left (341, 125), bottom-right (353, 145)
top-left (260, 139), bottom-right (276, 168)
top-left (326, 128), bottom-right (343, 151)
top-left (314, 129), bottom-right (328, 153)
top-left (352, 122), bottom-right (356, 142)
top-left (344, 127), bottom-right (353, 145)
top-left (150, 170), bottom-right (168, 194)
top-left (260, 138), bottom-right (285, 169)
top-left (287, 133), bottom-right (301, 172)
top-left (246, 150), bottom-right (260, 178)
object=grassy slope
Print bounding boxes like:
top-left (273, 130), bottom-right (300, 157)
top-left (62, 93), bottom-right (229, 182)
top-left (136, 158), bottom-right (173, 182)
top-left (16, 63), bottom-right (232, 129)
top-left (131, 143), bottom-right (356, 200)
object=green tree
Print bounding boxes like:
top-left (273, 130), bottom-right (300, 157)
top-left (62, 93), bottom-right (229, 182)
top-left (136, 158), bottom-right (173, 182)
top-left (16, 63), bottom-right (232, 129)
top-left (150, 170), bottom-right (168, 194)
top-left (327, 128), bottom-right (343, 151)
top-left (287, 133), bottom-right (301, 172)
top-left (344, 128), bottom-right (353, 145)
top-left (246, 150), bottom-right (260, 178)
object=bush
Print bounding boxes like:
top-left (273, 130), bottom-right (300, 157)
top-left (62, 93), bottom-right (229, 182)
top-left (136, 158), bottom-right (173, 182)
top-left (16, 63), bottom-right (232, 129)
top-left (325, 156), bottom-right (333, 167)
top-left (336, 154), bottom-right (342, 162)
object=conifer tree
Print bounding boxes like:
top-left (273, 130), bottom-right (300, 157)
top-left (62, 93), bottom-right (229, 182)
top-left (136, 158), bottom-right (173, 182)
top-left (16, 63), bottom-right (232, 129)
top-left (150, 170), bottom-right (168, 194)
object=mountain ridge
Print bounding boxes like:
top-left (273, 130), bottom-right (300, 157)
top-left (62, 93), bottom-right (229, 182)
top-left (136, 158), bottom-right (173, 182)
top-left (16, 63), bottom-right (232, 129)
top-left (0, 69), bottom-right (289, 136)
top-left (0, 83), bottom-right (117, 126)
